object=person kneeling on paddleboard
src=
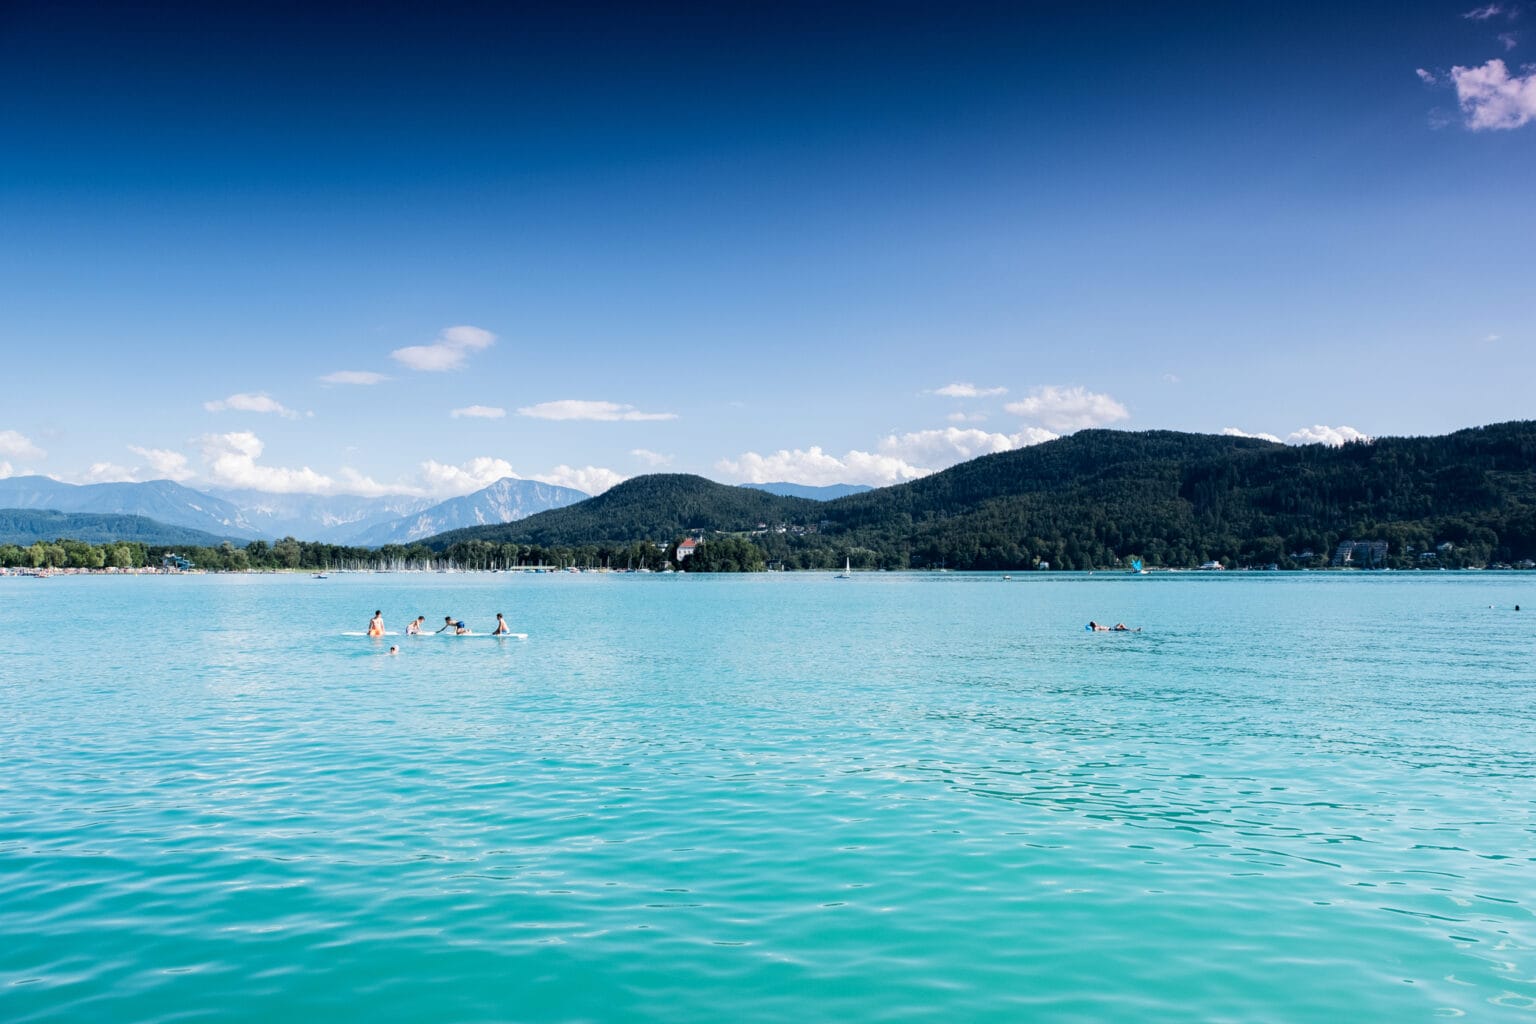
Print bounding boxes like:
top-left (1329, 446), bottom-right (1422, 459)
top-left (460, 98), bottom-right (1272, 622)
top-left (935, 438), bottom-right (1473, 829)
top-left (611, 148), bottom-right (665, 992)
top-left (437, 615), bottom-right (470, 635)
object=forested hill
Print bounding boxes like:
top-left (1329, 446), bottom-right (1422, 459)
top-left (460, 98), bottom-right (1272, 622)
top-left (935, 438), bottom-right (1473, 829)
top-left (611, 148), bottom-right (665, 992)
top-left (426, 474), bottom-right (820, 548)
top-left (0, 509), bottom-right (237, 547)
top-left (426, 422), bottom-right (1536, 569)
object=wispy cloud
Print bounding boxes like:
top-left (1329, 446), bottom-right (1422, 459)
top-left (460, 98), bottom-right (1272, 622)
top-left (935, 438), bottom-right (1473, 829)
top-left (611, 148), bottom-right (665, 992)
top-left (1450, 58), bottom-right (1536, 129)
top-left (450, 405), bottom-right (507, 419)
top-left (1285, 425), bottom-right (1373, 446)
top-left (204, 392), bottom-right (301, 419)
top-left (1464, 3), bottom-right (1507, 20)
top-left (319, 370), bottom-right (388, 386)
top-left (518, 399), bottom-right (677, 422)
top-left (79, 461), bottom-right (139, 483)
top-left (1417, 67), bottom-right (1440, 85)
top-left (391, 325), bottom-right (496, 372)
top-left (1005, 385), bottom-right (1130, 432)
top-left (631, 448), bottom-right (673, 466)
top-left (947, 411), bottom-right (987, 423)
top-left (1500, 31), bottom-right (1520, 49)
top-left (128, 445), bottom-right (195, 482)
top-left (931, 382), bottom-right (1007, 398)
top-left (1221, 427), bottom-right (1283, 443)
top-left (0, 429), bottom-right (45, 461)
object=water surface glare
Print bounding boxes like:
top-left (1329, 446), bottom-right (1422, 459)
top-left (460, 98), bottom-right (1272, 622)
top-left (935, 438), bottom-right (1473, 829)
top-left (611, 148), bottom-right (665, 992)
top-left (2, 572), bottom-right (1533, 1022)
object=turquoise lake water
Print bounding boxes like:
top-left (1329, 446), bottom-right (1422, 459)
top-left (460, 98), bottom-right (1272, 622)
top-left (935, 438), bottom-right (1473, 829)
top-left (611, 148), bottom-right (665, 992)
top-left (1, 571), bottom-right (1533, 1022)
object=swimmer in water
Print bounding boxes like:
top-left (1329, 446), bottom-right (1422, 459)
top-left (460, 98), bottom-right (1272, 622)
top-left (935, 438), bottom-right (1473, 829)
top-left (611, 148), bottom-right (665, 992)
top-left (387, 645), bottom-right (399, 656)
top-left (367, 610), bottom-right (385, 637)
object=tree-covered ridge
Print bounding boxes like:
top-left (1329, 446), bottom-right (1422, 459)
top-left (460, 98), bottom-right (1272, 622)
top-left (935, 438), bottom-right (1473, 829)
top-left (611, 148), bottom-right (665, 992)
top-left (428, 474), bottom-right (820, 548)
top-left (0, 509), bottom-right (238, 547)
top-left (429, 422), bottom-right (1536, 570)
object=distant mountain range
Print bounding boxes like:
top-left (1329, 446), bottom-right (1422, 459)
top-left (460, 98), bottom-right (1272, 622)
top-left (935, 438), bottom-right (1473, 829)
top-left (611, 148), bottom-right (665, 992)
top-left (740, 481), bottom-right (872, 500)
top-left (0, 475), bottom-right (588, 546)
top-left (0, 509), bottom-right (237, 547)
top-left (349, 478), bottom-right (590, 545)
top-left (205, 488), bottom-right (437, 543)
top-left (0, 476), bottom-right (262, 538)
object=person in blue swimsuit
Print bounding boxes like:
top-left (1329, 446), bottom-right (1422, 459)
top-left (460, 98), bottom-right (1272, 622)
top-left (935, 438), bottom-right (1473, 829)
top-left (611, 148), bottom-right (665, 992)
top-left (437, 615), bottom-right (470, 634)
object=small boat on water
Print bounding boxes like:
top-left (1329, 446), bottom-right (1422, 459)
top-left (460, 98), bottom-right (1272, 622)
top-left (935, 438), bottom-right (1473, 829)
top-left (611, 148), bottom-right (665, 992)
top-left (1198, 560), bottom-right (1225, 571)
top-left (835, 557), bottom-right (852, 579)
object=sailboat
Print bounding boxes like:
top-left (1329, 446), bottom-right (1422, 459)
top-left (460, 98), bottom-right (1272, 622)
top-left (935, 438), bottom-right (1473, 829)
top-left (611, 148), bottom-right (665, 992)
top-left (835, 557), bottom-right (852, 579)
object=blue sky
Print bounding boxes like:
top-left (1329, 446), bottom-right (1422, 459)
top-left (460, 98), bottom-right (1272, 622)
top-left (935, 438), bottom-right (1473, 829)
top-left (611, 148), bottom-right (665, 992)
top-left (2, 1), bottom-right (1532, 497)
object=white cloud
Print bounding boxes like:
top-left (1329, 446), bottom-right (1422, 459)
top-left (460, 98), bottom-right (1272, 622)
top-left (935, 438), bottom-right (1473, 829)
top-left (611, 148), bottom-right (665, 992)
top-left (631, 448), bottom-right (673, 466)
top-left (1005, 385), bottom-right (1130, 431)
top-left (1221, 427), bottom-right (1283, 443)
top-left (1500, 31), bottom-right (1519, 50)
top-left (0, 429), bottom-right (45, 461)
top-left (534, 465), bottom-right (623, 495)
top-left (451, 405), bottom-right (507, 419)
top-left (947, 411), bottom-right (987, 423)
top-left (1417, 67), bottom-right (1439, 85)
top-left (204, 392), bottom-right (300, 419)
top-left (718, 447), bottom-right (928, 487)
top-left (1285, 425), bottom-right (1373, 447)
top-left (719, 424), bottom-right (1061, 488)
top-left (1485, 332), bottom-right (1502, 342)
top-left (0, 462), bottom-right (11, 478)
top-left (391, 325), bottom-right (496, 372)
top-left (200, 431), bottom-right (336, 493)
top-left (932, 382), bottom-right (1007, 398)
top-left (128, 445), bottom-right (195, 482)
top-left (319, 370), bottom-right (388, 385)
top-left (1162, 373), bottom-right (1182, 384)
top-left (77, 462), bottom-right (135, 483)
top-left (1451, 59), bottom-right (1536, 130)
top-left (419, 456), bottom-right (515, 496)
top-left (518, 399), bottom-right (677, 422)
top-left (878, 426), bottom-right (1044, 465)
top-left (1464, 3), bottom-right (1506, 19)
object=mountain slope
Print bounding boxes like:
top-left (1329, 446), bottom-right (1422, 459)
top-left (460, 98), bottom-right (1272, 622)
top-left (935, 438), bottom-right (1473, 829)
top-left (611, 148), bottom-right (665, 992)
top-left (0, 477), bottom-right (262, 538)
top-left (0, 509), bottom-right (237, 547)
top-left (353, 478), bottom-right (589, 546)
top-left (427, 474), bottom-right (818, 547)
top-left (207, 488), bottom-right (436, 543)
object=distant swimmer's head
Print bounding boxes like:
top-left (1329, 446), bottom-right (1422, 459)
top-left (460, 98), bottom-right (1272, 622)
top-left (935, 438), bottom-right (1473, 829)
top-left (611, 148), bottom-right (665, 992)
top-left (387, 645), bottom-right (399, 655)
